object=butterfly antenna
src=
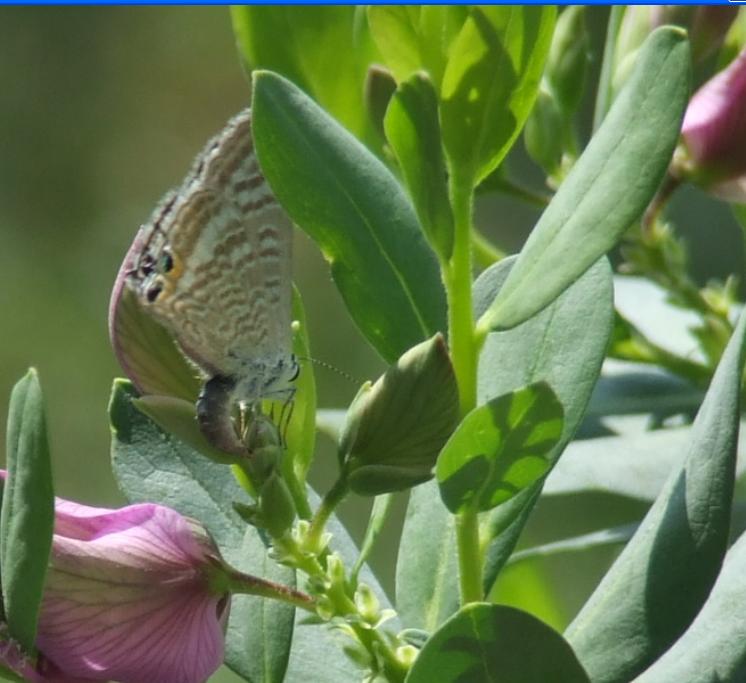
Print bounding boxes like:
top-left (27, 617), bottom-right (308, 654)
top-left (296, 356), bottom-right (358, 385)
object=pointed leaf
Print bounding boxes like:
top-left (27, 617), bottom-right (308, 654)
top-left (478, 255), bottom-right (612, 584)
top-left (396, 479), bottom-right (458, 631)
top-left (479, 27), bottom-right (690, 331)
top-left (367, 7), bottom-right (422, 83)
top-left (367, 6), bottom-right (468, 90)
top-left (285, 286), bottom-right (317, 491)
top-left (440, 6), bottom-right (557, 187)
top-left (398, 256), bottom-right (612, 627)
top-left (633, 528), bottom-right (746, 683)
top-left (252, 71), bottom-right (447, 363)
top-left (231, 6), bottom-right (379, 144)
top-left (0, 370), bottom-right (54, 653)
top-left (545, 422), bottom-right (746, 502)
top-left (565, 310), bottom-right (746, 683)
top-left (133, 395), bottom-right (238, 466)
top-left (405, 603), bottom-right (590, 683)
top-left (384, 72), bottom-right (454, 260)
top-left (436, 382), bottom-right (564, 514)
top-left (110, 380), bottom-right (393, 682)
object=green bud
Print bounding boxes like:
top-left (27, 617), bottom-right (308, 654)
top-left (354, 583), bottom-right (380, 624)
top-left (252, 444), bottom-right (284, 483)
top-left (338, 381), bottom-right (373, 467)
top-left (326, 552), bottom-right (347, 587)
top-left (315, 595), bottom-right (335, 621)
top-left (364, 64), bottom-right (398, 139)
top-left (546, 6), bottom-right (589, 113)
top-left (259, 472), bottom-right (296, 538)
top-left (396, 645), bottom-right (419, 668)
top-left (246, 413), bottom-right (281, 450)
top-left (524, 87), bottom-right (564, 176)
top-left (339, 334), bottom-right (459, 496)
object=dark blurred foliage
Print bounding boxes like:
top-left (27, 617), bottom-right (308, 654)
top-left (0, 7), bottom-right (742, 643)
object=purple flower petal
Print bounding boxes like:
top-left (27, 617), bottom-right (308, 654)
top-left (681, 47), bottom-right (746, 184)
top-left (36, 503), bottom-right (225, 683)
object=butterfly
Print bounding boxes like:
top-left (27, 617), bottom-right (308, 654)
top-left (121, 109), bottom-right (298, 455)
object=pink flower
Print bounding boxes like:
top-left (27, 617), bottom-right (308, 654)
top-left (0, 629), bottom-right (92, 682)
top-left (675, 47), bottom-right (746, 202)
top-left (0, 470), bottom-right (229, 683)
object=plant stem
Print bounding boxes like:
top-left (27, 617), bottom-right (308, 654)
top-left (307, 475), bottom-right (348, 552)
top-left (445, 173), bottom-right (484, 608)
top-left (223, 566), bottom-right (317, 613)
top-left (456, 508), bottom-right (482, 604)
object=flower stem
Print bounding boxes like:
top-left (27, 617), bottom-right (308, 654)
top-left (224, 567), bottom-right (317, 613)
top-left (456, 508), bottom-right (482, 604)
top-left (445, 173), bottom-right (484, 608)
top-left (307, 476), bottom-right (348, 552)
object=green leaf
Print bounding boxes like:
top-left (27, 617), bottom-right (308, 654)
top-left (109, 281), bottom-right (200, 402)
top-left (476, 255), bottom-right (612, 585)
top-left (368, 6), bottom-right (468, 91)
top-left (133, 395), bottom-right (238, 466)
top-left (440, 6), bottom-right (557, 187)
top-left (633, 528), bottom-right (746, 683)
top-left (405, 603), bottom-right (590, 683)
top-left (285, 286), bottom-right (317, 494)
top-left (565, 309), bottom-right (746, 683)
top-left (109, 380), bottom-right (391, 682)
top-left (384, 72), bottom-right (454, 260)
top-left (227, 529), bottom-right (295, 683)
top-left (479, 27), bottom-right (690, 332)
top-left (545, 422), bottom-right (746, 502)
top-left (252, 70), bottom-right (447, 363)
top-left (396, 479), bottom-right (458, 632)
top-left (417, 6), bottom-right (469, 89)
top-left (398, 256), bottom-right (612, 627)
top-left (367, 7), bottom-right (422, 83)
top-left (231, 6), bottom-right (379, 144)
top-left (436, 382), bottom-right (564, 514)
top-left (508, 524), bottom-right (638, 566)
top-left (109, 380), bottom-right (293, 682)
top-left (341, 334), bottom-right (459, 495)
top-left (0, 369), bottom-right (54, 653)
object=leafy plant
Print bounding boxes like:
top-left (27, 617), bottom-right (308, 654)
top-left (4, 6), bottom-right (746, 683)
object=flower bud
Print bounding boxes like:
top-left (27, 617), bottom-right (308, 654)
top-left (524, 87), bottom-right (564, 176)
top-left (364, 64), bottom-right (397, 139)
top-left (546, 6), bottom-right (589, 114)
top-left (673, 47), bottom-right (746, 201)
top-left (338, 334), bottom-right (459, 496)
top-left (259, 471), bottom-right (296, 538)
top-left (36, 495), bottom-right (229, 683)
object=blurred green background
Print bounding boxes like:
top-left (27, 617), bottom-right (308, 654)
top-left (0, 8), bottom-right (743, 678)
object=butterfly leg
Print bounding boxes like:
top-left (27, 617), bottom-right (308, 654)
top-left (197, 375), bottom-right (247, 457)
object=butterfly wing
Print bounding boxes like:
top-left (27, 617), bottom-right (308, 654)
top-left (128, 110), bottom-right (293, 381)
